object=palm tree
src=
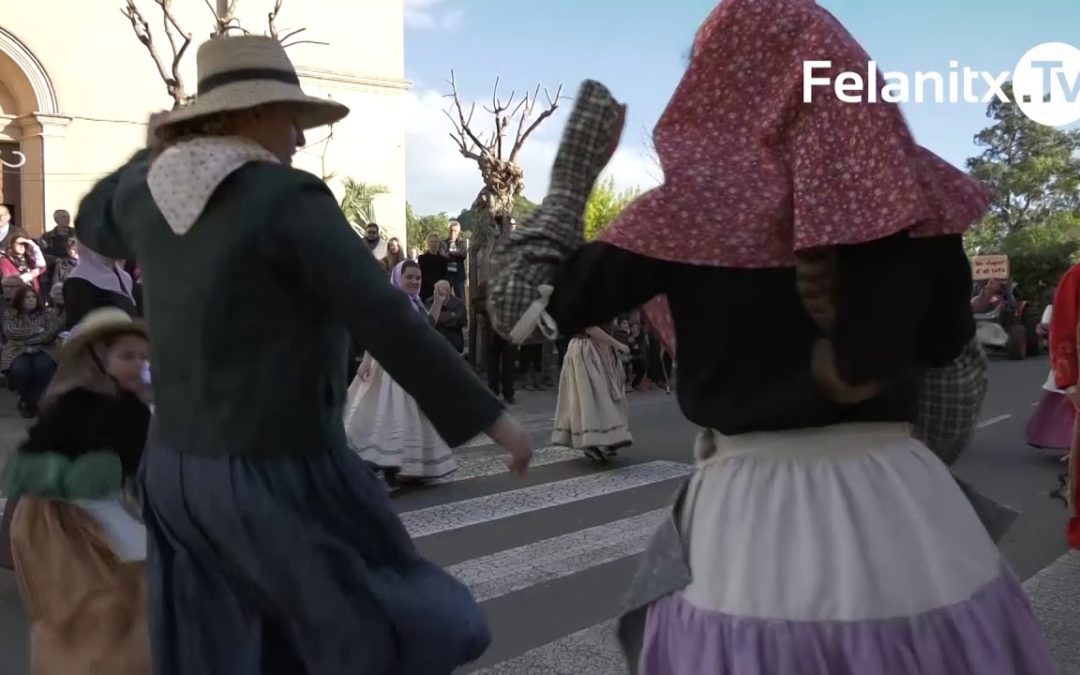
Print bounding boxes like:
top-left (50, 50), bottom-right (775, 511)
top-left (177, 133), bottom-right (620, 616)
top-left (339, 178), bottom-right (389, 234)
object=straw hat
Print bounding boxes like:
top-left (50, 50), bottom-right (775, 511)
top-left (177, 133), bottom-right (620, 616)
top-left (60, 308), bottom-right (147, 363)
top-left (154, 34), bottom-right (349, 133)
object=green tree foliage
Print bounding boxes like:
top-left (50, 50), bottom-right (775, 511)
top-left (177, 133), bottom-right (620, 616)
top-left (340, 179), bottom-right (389, 231)
top-left (455, 195), bottom-right (538, 236)
top-left (406, 210), bottom-right (450, 252)
top-left (584, 177), bottom-right (641, 241)
top-left (964, 82), bottom-right (1080, 299)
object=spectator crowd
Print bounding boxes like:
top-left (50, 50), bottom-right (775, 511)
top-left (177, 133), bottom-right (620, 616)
top-left (0, 205), bottom-right (141, 417)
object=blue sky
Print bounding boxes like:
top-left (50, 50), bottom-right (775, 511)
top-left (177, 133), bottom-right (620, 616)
top-left (402, 0), bottom-right (1080, 215)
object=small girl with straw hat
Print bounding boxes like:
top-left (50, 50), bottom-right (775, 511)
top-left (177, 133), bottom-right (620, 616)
top-left (0, 307), bottom-right (152, 675)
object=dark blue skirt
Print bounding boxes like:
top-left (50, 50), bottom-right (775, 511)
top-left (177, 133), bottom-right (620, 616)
top-left (142, 436), bottom-right (489, 675)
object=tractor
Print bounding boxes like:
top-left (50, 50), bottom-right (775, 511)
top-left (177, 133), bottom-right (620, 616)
top-left (971, 257), bottom-right (1041, 360)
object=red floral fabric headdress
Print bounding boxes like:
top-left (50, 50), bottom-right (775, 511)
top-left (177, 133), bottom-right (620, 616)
top-left (599, 0), bottom-right (990, 355)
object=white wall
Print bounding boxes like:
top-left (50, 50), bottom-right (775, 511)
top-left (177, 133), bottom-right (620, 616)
top-left (0, 0), bottom-right (408, 241)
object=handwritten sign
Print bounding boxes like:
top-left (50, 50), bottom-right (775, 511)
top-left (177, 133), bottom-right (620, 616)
top-left (971, 255), bottom-right (1009, 280)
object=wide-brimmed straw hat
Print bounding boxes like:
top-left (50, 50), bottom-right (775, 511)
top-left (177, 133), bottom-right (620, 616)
top-left (154, 35), bottom-right (349, 133)
top-left (60, 308), bottom-right (148, 363)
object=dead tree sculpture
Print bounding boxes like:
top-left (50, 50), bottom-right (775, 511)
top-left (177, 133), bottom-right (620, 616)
top-left (443, 70), bottom-right (563, 362)
top-left (444, 70), bottom-right (562, 246)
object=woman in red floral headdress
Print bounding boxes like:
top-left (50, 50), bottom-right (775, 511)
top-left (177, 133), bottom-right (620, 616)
top-left (486, 0), bottom-right (1057, 672)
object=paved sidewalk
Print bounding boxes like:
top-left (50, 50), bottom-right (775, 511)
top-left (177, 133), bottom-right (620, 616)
top-left (1023, 551), bottom-right (1080, 673)
top-left (0, 390), bottom-right (30, 483)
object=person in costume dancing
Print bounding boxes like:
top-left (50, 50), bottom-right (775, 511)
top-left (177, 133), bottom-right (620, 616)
top-left (551, 323), bottom-right (632, 463)
top-left (1048, 260), bottom-right (1080, 548)
top-left (485, 1), bottom-right (1055, 673)
top-left (344, 260), bottom-right (459, 484)
top-left (1, 308), bottom-right (152, 675)
top-left (72, 34), bottom-right (531, 675)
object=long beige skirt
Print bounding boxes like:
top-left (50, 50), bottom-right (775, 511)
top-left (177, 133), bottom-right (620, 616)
top-left (552, 336), bottom-right (633, 450)
top-left (11, 497), bottom-right (150, 675)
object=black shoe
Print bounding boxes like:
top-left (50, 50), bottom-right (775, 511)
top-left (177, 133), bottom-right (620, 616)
top-left (504, 394), bottom-right (516, 405)
top-left (583, 447), bottom-right (608, 463)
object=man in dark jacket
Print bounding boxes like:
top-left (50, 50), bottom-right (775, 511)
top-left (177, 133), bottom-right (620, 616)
top-left (443, 220), bottom-right (468, 301)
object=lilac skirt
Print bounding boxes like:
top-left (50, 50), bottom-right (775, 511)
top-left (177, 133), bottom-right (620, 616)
top-left (1027, 390), bottom-right (1074, 451)
top-left (641, 566), bottom-right (1053, 674)
top-left (632, 424), bottom-right (1057, 675)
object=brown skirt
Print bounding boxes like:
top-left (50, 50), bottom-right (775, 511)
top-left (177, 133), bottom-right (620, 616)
top-left (10, 497), bottom-right (150, 675)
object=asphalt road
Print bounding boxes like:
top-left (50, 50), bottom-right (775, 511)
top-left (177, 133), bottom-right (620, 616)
top-left (0, 356), bottom-right (1069, 674)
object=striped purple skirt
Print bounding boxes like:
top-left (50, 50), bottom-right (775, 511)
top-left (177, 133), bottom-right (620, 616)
top-left (633, 424), bottom-right (1057, 675)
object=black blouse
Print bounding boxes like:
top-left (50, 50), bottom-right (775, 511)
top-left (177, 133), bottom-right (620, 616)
top-left (20, 387), bottom-right (151, 479)
top-left (417, 253), bottom-right (448, 301)
top-left (545, 232), bottom-right (974, 435)
top-left (62, 277), bottom-right (138, 330)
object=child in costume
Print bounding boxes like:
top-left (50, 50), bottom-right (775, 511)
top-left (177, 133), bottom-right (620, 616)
top-left (1, 307), bottom-right (152, 675)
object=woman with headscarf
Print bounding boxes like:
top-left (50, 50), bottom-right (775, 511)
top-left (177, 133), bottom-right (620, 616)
top-left (62, 243), bottom-right (136, 330)
top-left (484, 2), bottom-right (1055, 672)
top-left (344, 260), bottom-right (457, 485)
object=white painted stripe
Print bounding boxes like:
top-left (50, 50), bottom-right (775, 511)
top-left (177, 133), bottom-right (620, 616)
top-left (448, 509), bottom-right (665, 602)
top-left (401, 461), bottom-right (690, 538)
top-left (977, 414), bottom-right (1012, 428)
top-left (460, 417), bottom-right (555, 449)
top-left (433, 446), bottom-right (584, 484)
top-left (470, 619), bottom-right (624, 674)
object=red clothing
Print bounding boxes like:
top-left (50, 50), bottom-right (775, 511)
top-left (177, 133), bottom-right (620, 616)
top-left (0, 255), bottom-right (42, 292)
top-left (1050, 262), bottom-right (1080, 548)
top-left (596, 0), bottom-right (989, 357)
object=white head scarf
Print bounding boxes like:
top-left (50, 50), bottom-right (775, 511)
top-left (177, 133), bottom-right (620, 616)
top-left (67, 242), bottom-right (134, 301)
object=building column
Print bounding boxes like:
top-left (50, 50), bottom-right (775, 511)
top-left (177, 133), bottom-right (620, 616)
top-left (16, 112), bottom-right (70, 237)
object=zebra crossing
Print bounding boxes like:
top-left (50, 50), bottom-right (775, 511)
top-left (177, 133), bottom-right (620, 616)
top-left (0, 393), bottom-right (688, 674)
top-left (392, 433), bottom-right (693, 674)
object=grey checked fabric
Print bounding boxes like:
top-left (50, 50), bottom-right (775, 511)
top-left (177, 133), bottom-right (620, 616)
top-left (914, 337), bottom-right (990, 466)
top-left (486, 80), bottom-right (625, 343)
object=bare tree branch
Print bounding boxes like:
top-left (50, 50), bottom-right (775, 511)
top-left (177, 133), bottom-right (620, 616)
top-left (508, 82), bottom-right (562, 163)
top-left (122, 0), bottom-right (191, 108)
top-left (267, 0), bottom-right (328, 48)
top-left (203, 0), bottom-right (247, 36)
top-left (443, 70), bottom-right (494, 161)
top-left (640, 124), bottom-right (664, 184)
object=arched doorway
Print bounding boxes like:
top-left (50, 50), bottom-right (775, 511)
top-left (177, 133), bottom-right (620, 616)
top-left (0, 27), bottom-right (65, 236)
top-left (0, 71), bottom-right (25, 223)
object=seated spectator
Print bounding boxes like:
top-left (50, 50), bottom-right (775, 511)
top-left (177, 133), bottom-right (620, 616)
top-left (427, 279), bottom-right (467, 354)
top-left (1, 236), bottom-right (47, 293)
top-left (1, 276), bottom-right (26, 340)
top-left (48, 237), bottom-right (79, 302)
top-left (2, 286), bottom-right (60, 416)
